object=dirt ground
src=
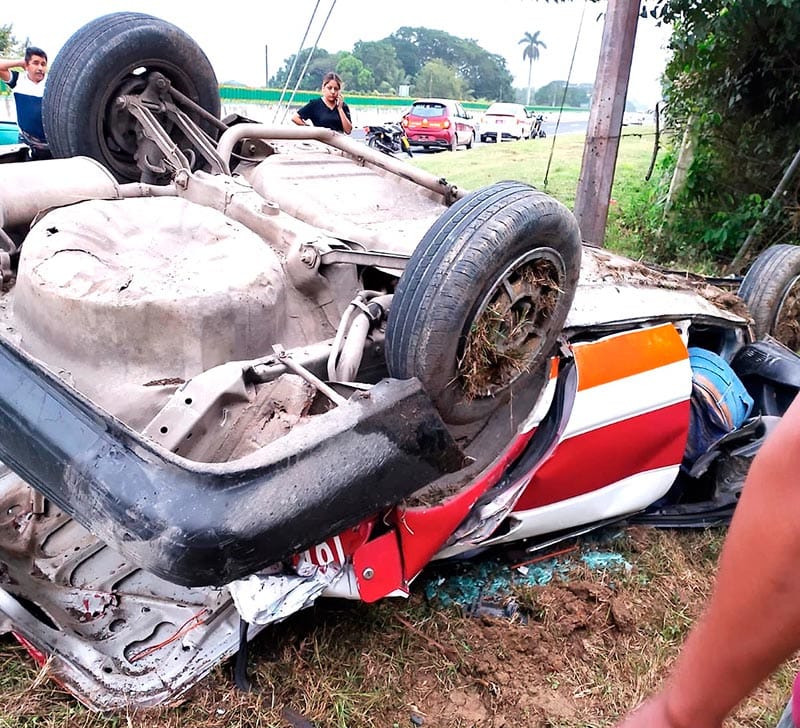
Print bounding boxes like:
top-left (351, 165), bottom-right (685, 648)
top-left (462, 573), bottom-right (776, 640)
top-left (232, 525), bottom-right (794, 728)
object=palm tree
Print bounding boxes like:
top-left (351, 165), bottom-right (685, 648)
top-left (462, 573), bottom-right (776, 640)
top-left (519, 31), bottom-right (547, 106)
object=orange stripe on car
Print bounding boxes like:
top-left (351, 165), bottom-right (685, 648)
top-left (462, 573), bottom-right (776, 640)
top-left (573, 324), bottom-right (687, 391)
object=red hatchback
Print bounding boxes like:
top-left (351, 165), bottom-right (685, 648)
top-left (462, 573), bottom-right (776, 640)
top-left (401, 98), bottom-right (476, 151)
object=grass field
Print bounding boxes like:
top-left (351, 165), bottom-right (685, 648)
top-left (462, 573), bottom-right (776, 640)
top-left (412, 128), bottom-right (658, 213)
top-left (411, 127), bottom-right (667, 266)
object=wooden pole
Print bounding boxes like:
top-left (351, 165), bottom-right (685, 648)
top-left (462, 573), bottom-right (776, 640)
top-left (573, 0), bottom-right (641, 246)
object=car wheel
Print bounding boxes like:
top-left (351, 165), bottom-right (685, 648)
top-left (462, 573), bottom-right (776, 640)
top-left (449, 133), bottom-right (458, 152)
top-left (466, 131), bottom-right (475, 150)
top-left (738, 244), bottom-right (800, 352)
top-left (43, 12), bottom-right (221, 183)
top-left (386, 181), bottom-right (582, 425)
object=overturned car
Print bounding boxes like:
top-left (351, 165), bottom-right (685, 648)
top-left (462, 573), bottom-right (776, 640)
top-left (0, 12), bottom-right (799, 711)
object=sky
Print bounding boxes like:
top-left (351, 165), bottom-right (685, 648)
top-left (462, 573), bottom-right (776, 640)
top-left (4, 1), bottom-right (672, 109)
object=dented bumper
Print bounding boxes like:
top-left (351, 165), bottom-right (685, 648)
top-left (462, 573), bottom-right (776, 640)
top-left (0, 336), bottom-right (465, 587)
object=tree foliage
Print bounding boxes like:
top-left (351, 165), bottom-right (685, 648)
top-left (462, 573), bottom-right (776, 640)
top-left (269, 48), bottom-right (341, 90)
top-left (353, 40), bottom-right (406, 93)
top-left (412, 59), bottom-right (469, 99)
top-left (335, 54), bottom-right (375, 93)
top-left (647, 0), bottom-right (800, 265)
top-left (532, 81), bottom-right (591, 107)
top-left (269, 25), bottom-right (514, 100)
top-left (520, 31), bottom-right (547, 105)
top-left (0, 24), bottom-right (25, 59)
top-left (0, 24), bottom-right (26, 92)
top-left (389, 27), bottom-right (514, 100)
top-left (530, 1), bottom-right (800, 267)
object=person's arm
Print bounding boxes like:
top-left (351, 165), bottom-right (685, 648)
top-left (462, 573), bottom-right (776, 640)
top-left (0, 59), bottom-right (23, 84)
top-left (617, 393), bottom-right (800, 728)
top-left (292, 100), bottom-right (313, 127)
top-left (336, 97), bottom-right (352, 134)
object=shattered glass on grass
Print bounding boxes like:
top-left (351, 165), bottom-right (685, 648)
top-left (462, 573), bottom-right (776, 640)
top-left (421, 535), bottom-right (631, 619)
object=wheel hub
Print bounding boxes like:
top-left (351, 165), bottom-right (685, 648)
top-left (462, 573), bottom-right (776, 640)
top-left (459, 249), bottom-right (566, 399)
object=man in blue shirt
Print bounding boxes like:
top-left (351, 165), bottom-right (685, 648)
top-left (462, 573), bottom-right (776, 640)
top-left (0, 47), bottom-right (51, 160)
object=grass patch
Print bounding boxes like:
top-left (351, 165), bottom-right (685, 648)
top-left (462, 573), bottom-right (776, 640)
top-left (412, 128), bottom-right (668, 263)
top-left (0, 529), bottom-right (792, 726)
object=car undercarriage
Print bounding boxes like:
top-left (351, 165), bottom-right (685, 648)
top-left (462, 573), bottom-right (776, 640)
top-left (0, 11), bottom-right (799, 711)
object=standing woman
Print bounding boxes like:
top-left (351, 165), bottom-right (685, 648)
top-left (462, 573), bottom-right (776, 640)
top-left (292, 72), bottom-right (353, 134)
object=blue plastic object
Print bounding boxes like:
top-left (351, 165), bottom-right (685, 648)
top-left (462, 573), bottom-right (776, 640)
top-left (0, 120), bottom-right (19, 146)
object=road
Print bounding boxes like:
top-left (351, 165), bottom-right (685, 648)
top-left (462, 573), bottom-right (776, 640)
top-left (353, 116), bottom-right (588, 151)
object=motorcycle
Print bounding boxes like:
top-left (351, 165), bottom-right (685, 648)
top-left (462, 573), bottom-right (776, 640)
top-left (364, 122), bottom-right (413, 157)
top-left (531, 114), bottom-right (546, 139)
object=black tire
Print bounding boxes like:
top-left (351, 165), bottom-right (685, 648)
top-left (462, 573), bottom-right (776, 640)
top-left (466, 131), bottom-right (475, 150)
top-left (738, 244), bottom-right (800, 351)
top-left (43, 12), bottom-right (220, 183)
top-left (449, 133), bottom-right (458, 152)
top-left (386, 181), bottom-right (582, 425)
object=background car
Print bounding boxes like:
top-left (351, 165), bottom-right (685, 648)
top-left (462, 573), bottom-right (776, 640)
top-left (0, 120), bottom-right (28, 163)
top-left (0, 120), bottom-right (19, 145)
top-left (401, 98), bottom-right (476, 151)
top-left (480, 102), bottom-right (535, 142)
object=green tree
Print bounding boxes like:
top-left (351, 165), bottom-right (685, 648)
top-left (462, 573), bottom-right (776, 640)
top-left (0, 24), bottom-right (26, 92)
top-left (646, 0), bottom-right (800, 266)
top-left (531, 80), bottom-right (591, 108)
top-left (458, 44), bottom-right (514, 101)
top-left (412, 59), bottom-right (468, 99)
top-left (335, 54), bottom-right (375, 93)
top-left (519, 31), bottom-right (547, 106)
top-left (269, 48), bottom-right (340, 90)
top-left (388, 27), bottom-right (512, 100)
top-left (0, 24), bottom-right (25, 57)
top-left (271, 26), bottom-right (513, 101)
top-left (353, 40), bottom-right (405, 94)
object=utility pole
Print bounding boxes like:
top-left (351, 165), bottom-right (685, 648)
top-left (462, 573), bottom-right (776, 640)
top-left (573, 0), bottom-right (640, 246)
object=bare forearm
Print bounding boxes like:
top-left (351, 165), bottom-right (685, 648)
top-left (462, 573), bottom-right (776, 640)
top-left (664, 476), bottom-right (800, 725)
top-left (619, 395), bottom-right (800, 728)
top-left (339, 107), bottom-right (352, 134)
top-left (0, 58), bottom-right (23, 82)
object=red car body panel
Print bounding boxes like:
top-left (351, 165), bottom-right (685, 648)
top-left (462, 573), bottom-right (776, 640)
top-left (340, 323), bottom-right (691, 603)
